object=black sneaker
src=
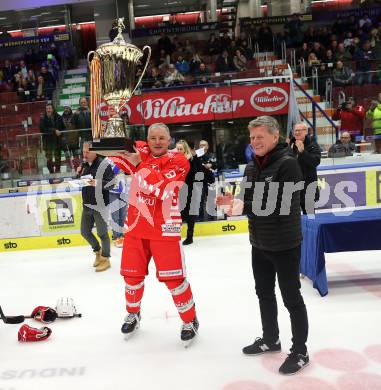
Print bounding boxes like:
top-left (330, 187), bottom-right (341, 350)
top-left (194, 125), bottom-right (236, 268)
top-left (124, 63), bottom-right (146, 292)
top-left (121, 312), bottom-right (141, 334)
top-left (279, 350), bottom-right (309, 375)
top-left (242, 337), bottom-right (281, 355)
top-left (182, 238), bottom-right (193, 245)
top-left (181, 316), bottom-right (199, 347)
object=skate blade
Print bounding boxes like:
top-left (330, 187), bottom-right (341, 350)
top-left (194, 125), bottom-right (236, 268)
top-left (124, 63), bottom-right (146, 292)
top-left (123, 324), bottom-right (139, 340)
top-left (182, 336), bottom-right (197, 348)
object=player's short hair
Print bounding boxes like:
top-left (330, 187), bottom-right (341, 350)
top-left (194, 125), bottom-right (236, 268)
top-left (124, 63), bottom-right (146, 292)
top-left (248, 116), bottom-right (280, 135)
top-left (147, 122), bottom-right (171, 138)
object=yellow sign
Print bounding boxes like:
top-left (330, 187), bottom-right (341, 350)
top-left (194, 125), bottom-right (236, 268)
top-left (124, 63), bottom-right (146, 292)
top-left (365, 170), bottom-right (381, 206)
top-left (39, 193), bottom-right (82, 233)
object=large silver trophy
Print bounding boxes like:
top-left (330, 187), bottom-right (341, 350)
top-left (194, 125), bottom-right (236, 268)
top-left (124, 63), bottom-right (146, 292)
top-left (88, 18), bottom-right (151, 155)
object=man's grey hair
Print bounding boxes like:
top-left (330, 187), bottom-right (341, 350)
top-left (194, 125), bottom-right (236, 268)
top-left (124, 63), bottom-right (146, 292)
top-left (147, 122), bottom-right (171, 138)
top-left (248, 116), bottom-right (280, 134)
top-left (82, 141), bottom-right (92, 148)
top-left (294, 122), bottom-right (308, 131)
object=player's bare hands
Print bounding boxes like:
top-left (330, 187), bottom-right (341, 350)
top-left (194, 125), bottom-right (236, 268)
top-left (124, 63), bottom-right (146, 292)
top-left (118, 147), bottom-right (142, 167)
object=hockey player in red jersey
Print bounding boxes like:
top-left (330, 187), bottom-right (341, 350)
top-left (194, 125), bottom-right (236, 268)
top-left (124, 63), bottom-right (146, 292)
top-left (111, 123), bottom-right (199, 346)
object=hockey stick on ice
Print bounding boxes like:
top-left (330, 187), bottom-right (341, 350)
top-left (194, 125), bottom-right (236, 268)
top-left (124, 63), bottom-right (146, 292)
top-left (0, 305), bottom-right (25, 324)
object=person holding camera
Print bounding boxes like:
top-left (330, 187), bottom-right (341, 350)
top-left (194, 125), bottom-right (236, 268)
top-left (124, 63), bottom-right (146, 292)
top-left (73, 97), bottom-right (92, 142)
top-left (366, 93), bottom-right (381, 153)
top-left (332, 97), bottom-right (365, 142)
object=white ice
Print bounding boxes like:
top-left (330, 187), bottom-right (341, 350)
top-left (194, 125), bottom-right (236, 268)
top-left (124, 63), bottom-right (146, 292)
top-left (1, 234), bottom-right (381, 390)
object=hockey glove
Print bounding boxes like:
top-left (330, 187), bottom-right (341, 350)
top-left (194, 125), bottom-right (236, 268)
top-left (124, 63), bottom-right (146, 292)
top-left (31, 306), bottom-right (58, 324)
top-left (18, 324), bottom-right (52, 342)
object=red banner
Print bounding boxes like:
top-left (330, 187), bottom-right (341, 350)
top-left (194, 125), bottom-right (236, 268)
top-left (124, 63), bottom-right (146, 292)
top-left (100, 82), bottom-right (290, 125)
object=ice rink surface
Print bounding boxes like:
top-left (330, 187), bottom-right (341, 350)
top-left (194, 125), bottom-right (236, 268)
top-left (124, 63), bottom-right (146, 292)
top-left (1, 233), bottom-right (381, 390)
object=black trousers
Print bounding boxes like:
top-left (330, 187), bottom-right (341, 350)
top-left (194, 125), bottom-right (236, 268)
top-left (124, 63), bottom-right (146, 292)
top-left (251, 245), bottom-right (308, 354)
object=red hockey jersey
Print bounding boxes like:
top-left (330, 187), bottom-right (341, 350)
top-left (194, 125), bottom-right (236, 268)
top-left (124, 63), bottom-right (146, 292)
top-left (111, 141), bottom-right (190, 241)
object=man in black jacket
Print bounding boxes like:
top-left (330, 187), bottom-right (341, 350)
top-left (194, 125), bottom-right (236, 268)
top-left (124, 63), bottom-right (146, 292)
top-left (289, 123), bottom-right (321, 214)
top-left (78, 142), bottom-right (114, 272)
top-left (217, 116), bottom-right (309, 375)
top-left (40, 103), bottom-right (64, 174)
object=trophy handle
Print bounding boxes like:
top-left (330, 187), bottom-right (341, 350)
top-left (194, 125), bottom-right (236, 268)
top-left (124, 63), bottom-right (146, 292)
top-left (87, 50), bottom-right (96, 66)
top-left (130, 46), bottom-right (152, 97)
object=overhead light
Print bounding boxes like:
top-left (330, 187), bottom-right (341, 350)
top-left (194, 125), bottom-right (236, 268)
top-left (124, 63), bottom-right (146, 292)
top-left (94, 13), bottom-right (100, 16)
top-left (136, 4), bottom-right (150, 7)
top-left (166, 1), bottom-right (178, 4)
top-left (182, 124), bottom-right (191, 127)
top-left (0, 17), bottom-right (7, 20)
top-left (40, 12), bottom-right (51, 15)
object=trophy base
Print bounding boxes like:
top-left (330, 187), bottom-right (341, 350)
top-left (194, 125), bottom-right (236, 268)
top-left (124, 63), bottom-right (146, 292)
top-left (90, 137), bottom-right (135, 156)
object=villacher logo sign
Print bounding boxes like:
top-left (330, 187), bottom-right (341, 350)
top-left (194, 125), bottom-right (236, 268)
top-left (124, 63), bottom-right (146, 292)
top-left (250, 87), bottom-right (289, 112)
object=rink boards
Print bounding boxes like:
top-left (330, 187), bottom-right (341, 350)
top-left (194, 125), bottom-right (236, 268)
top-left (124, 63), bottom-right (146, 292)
top-left (1, 162), bottom-right (381, 252)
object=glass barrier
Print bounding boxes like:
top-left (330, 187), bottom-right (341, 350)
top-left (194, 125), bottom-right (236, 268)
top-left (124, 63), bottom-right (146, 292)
top-left (1, 71), bottom-right (381, 190)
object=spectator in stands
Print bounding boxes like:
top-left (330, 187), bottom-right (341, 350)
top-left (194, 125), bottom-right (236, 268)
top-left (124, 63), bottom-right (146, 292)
top-left (62, 106), bottom-right (79, 158)
top-left (289, 122), bottom-right (321, 214)
top-left (73, 97), bottom-right (92, 141)
top-left (307, 52), bottom-right (320, 76)
top-left (146, 66), bottom-right (163, 88)
top-left (344, 31), bottom-right (354, 49)
top-left (40, 66), bottom-right (55, 99)
top-left (366, 94), bottom-right (381, 153)
top-left (164, 64), bottom-right (184, 86)
top-left (44, 54), bottom-right (60, 80)
top-left (207, 33), bottom-right (221, 57)
top-left (335, 43), bottom-right (352, 67)
top-left (216, 50), bottom-right (234, 73)
top-left (257, 22), bottom-right (273, 52)
top-left (18, 60), bottom-right (28, 78)
top-left (359, 13), bottom-right (372, 29)
top-left (328, 131), bottom-right (356, 157)
top-left (323, 49), bottom-right (336, 65)
top-left (156, 49), bottom-right (171, 71)
top-left (354, 40), bottom-right (375, 85)
top-left (310, 42), bottom-right (325, 61)
top-left (24, 48), bottom-right (35, 68)
top-left (195, 63), bottom-right (211, 84)
top-left (297, 42), bottom-right (310, 62)
top-left (227, 40), bottom-right (238, 57)
top-left (220, 31), bottom-right (232, 52)
top-left (184, 39), bottom-right (195, 57)
top-left (284, 13), bottom-right (303, 47)
top-left (304, 26), bottom-right (316, 45)
top-left (36, 75), bottom-right (46, 100)
top-left (332, 60), bottom-right (355, 87)
top-left (40, 103), bottom-right (64, 174)
top-left (3, 60), bottom-right (15, 84)
top-left (158, 32), bottom-right (172, 55)
top-left (233, 49), bottom-right (247, 72)
top-left (241, 40), bottom-right (253, 60)
top-left (317, 63), bottom-right (332, 97)
top-left (189, 52), bottom-right (203, 74)
top-left (175, 55), bottom-right (190, 75)
top-left (332, 97), bottom-right (365, 141)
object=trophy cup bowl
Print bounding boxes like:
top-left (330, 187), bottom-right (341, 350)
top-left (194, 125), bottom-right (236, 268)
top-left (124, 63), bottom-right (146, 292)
top-left (88, 19), bottom-right (151, 156)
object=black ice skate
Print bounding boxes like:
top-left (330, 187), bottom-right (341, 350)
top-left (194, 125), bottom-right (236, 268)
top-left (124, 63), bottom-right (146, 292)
top-left (121, 312), bottom-right (141, 338)
top-left (181, 316), bottom-right (199, 348)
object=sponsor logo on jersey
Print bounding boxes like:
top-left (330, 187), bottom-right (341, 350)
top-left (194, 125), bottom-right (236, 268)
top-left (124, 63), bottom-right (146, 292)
top-left (137, 194), bottom-right (156, 207)
top-left (161, 223), bottom-right (181, 234)
top-left (158, 269), bottom-right (183, 277)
